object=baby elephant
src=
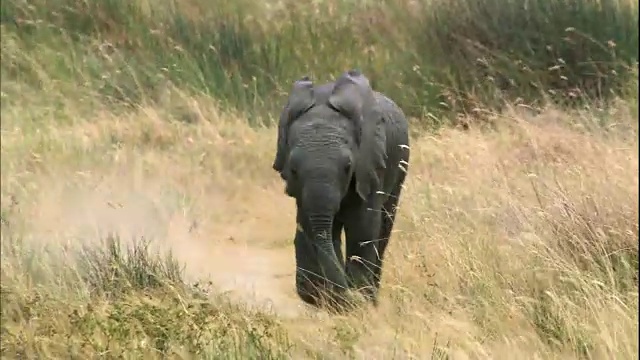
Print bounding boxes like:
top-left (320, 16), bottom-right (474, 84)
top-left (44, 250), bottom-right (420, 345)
top-left (272, 69), bottom-right (410, 310)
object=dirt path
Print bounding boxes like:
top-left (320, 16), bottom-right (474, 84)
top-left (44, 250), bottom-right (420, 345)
top-left (176, 241), bottom-right (305, 317)
top-left (23, 175), bottom-right (310, 318)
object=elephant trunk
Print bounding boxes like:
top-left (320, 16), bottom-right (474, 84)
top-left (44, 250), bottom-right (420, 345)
top-left (308, 214), bottom-right (347, 292)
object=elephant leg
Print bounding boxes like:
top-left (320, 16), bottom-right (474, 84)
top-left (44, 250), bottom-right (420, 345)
top-left (295, 216), bottom-right (344, 307)
top-left (294, 226), bottom-right (325, 306)
top-left (373, 173), bottom-right (407, 293)
top-left (343, 204), bottom-right (384, 305)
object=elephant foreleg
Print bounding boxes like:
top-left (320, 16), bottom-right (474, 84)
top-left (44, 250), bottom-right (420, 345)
top-left (343, 205), bottom-right (384, 305)
top-left (294, 226), bottom-right (325, 306)
top-left (294, 216), bottom-right (345, 307)
top-left (373, 173), bottom-right (406, 294)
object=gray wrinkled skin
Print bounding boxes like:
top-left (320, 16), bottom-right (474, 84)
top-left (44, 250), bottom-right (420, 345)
top-left (272, 70), bottom-right (410, 310)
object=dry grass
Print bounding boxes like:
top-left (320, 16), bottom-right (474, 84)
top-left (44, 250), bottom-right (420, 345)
top-left (2, 0), bottom-right (637, 357)
top-left (1, 81), bottom-right (638, 358)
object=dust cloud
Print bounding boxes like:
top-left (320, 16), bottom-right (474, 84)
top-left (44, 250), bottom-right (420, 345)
top-left (18, 172), bottom-right (309, 318)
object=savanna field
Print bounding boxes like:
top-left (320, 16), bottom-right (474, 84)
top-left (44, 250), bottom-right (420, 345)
top-left (0, 0), bottom-right (638, 358)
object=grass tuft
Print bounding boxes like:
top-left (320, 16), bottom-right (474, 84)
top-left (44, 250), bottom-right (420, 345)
top-left (1, 235), bottom-right (292, 358)
top-left (77, 235), bottom-right (185, 297)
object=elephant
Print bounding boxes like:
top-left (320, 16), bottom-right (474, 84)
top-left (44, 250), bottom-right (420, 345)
top-left (272, 69), bottom-right (410, 309)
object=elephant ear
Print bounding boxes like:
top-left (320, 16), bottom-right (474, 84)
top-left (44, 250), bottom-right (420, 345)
top-left (272, 76), bottom-right (316, 175)
top-left (328, 69), bottom-right (387, 201)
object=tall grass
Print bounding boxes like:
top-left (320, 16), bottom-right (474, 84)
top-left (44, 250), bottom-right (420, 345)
top-left (1, 94), bottom-right (637, 358)
top-left (1, 0), bottom-right (638, 358)
top-left (1, 0), bottom-right (637, 126)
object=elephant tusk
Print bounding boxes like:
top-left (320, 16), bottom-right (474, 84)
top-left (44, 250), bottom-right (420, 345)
top-left (296, 222), bottom-right (304, 232)
top-left (399, 144), bottom-right (410, 150)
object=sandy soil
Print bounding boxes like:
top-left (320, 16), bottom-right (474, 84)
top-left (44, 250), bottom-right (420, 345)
top-left (19, 169), bottom-right (317, 319)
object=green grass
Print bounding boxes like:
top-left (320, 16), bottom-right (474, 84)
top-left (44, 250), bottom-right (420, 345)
top-left (1, 0), bottom-right (637, 126)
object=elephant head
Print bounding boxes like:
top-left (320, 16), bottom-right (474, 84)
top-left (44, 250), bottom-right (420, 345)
top-left (273, 69), bottom-right (387, 294)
